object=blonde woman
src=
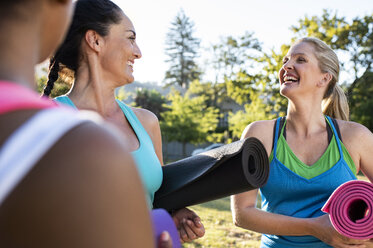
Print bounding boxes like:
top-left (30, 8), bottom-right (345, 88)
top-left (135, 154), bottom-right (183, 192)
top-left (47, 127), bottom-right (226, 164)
top-left (232, 37), bottom-right (373, 248)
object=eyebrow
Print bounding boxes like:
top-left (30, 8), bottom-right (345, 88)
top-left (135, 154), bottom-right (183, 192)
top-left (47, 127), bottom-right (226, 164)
top-left (285, 53), bottom-right (307, 59)
top-left (126, 30), bottom-right (136, 36)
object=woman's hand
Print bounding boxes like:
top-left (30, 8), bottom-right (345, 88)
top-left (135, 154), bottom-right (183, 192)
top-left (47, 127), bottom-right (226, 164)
top-left (365, 239), bottom-right (373, 248)
top-left (310, 214), bottom-right (368, 248)
top-left (172, 208), bottom-right (205, 243)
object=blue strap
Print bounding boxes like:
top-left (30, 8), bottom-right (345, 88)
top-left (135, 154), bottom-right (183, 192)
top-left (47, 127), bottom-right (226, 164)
top-left (273, 117), bottom-right (282, 159)
top-left (325, 116), bottom-right (344, 161)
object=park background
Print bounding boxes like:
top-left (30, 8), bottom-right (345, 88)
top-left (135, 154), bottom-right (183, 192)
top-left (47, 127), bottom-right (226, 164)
top-left (36, 0), bottom-right (373, 247)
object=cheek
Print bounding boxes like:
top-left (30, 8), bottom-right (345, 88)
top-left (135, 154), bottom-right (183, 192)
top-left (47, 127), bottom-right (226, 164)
top-left (278, 68), bottom-right (285, 83)
top-left (101, 49), bottom-right (123, 69)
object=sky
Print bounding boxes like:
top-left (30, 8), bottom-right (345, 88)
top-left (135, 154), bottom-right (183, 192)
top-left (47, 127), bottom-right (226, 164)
top-left (38, 0), bottom-right (373, 84)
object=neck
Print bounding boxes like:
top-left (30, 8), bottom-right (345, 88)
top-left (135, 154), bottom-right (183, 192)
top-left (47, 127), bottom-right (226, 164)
top-left (69, 63), bottom-right (119, 117)
top-left (286, 97), bottom-right (326, 137)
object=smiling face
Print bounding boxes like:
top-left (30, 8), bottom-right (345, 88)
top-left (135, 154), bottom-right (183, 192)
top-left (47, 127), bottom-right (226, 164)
top-left (278, 41), bottom-right (327, 99)
top-left (99, 13), bottom-right (142, 87)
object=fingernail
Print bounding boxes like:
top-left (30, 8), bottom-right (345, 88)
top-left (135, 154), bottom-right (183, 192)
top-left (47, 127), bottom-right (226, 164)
top-left (161, 231), bottom-right (170, 241)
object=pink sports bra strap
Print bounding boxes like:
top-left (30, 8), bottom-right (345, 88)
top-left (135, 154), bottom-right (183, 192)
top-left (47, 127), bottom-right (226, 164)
top-left (0, 81), bottom-right (56, 114)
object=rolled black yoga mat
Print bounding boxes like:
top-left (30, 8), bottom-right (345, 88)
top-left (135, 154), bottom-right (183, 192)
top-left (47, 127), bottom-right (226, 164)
top-left (153, 137), bottom-right (269, 211)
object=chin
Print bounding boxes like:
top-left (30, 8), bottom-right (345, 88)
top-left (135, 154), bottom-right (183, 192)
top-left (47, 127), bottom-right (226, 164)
top-left (280, 86), bottom-right (293, 98)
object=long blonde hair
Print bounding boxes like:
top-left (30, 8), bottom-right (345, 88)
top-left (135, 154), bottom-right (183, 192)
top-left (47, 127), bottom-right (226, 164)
top-left (295, 37), bottom-right (349, 120)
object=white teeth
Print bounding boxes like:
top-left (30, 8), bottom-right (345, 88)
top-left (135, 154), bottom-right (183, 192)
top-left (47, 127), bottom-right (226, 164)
top-left (284, 75), bottom-right (298, 82)
top-left (127, 61), bottom-right (134, 67)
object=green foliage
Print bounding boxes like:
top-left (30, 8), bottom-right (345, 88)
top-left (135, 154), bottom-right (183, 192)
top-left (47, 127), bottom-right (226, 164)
top-left (36, 74), bottom-right (71, 98)
top-left (257, 45), bottom-right (290, 115)
top-left (349, 71), bottom-right (373, 131)
top-left (115, 87), bottom-right (133, 102)
top-left (228, 94), bottom-right (276, 140)
top-left (226, 70), bottom-right (263, 106)
top-left (160, 88), bottom-right (220, 155)
top-left (209, 32), bottom-right (262, 82)
top-left (291, 9), bottom-right (373, 85)
top-left (183, 198), bottom-right (261, 248)
top-left (165, 9), bottom-right (201, 89)
top-left (290, 9), bottom-right (349, 48)
top-left (133, 88), bottom-right (167, 120)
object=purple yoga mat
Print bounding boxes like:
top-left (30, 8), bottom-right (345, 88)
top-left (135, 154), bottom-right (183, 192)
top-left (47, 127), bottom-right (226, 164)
top-left (151, 209), bottom-right (181, 248)
top-left (322, 180), bottom-right (373, 239)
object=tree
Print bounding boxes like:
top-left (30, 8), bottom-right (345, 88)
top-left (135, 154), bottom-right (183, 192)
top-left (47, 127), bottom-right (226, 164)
top-left (349, 71), bottom-right (373, 131)
top-left (209, 32), bottom-right (262, 83)
top-left (160, 88), bottom-right (219, 157)
top-left (229, 94), bottom-right (276, 140)
top-left (290, 10), bottom-right (373, 94)
top-left (36, 67), bottom-right (72, 98)
top-left (133, 88), bottom-right (167, 120)
top-left (164, 9), bottom-right (201, 89)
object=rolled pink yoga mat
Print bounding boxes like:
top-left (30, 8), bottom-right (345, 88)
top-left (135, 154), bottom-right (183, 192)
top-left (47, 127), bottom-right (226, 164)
top-left (322, 180), bottom-right (373, 239)
top-left (151, 209), bottom-right (181, 248)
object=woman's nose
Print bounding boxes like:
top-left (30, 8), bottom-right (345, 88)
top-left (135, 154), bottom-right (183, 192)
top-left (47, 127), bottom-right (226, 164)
top-left (283, 60), bottom-right (294, 71)
top-left (134, 43), bottom-right (142, 59)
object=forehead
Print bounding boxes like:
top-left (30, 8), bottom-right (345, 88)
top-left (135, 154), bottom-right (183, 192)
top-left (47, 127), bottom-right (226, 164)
top-left (287, 42), bottom-right (315, 56)
top-left (120, 14), bottom-right (135, 32)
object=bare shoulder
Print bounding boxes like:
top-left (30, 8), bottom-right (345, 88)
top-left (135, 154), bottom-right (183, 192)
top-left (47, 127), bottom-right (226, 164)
top-left (131, 107), bottom-right (159, 128)
top-left (335, 119), bottom-right (373, 144)
top-left (0, 120), bottom-right (153, 247)
top-left (130, 107), bottom-right (160, 140)
top-left (242, 119), bottom-right (276, 139)
top-left (242, 119), bottom-right (277, 155)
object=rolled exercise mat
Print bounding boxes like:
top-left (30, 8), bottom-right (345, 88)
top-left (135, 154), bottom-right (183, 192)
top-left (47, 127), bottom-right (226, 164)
top-left (151, 209), bottom-right (181, 248)
top-left (322, 180), bottom-right (373, 239)
top-left (153, 137), bottom-right (269, 211)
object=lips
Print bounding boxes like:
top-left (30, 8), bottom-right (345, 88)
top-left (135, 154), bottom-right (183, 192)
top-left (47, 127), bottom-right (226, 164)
top-left (282, 73), bottom-right (299, 85)
top-left (127, 61), bottom-right (134, 68)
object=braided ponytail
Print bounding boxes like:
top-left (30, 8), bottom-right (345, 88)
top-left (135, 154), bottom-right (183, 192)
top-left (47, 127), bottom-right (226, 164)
top-left (43, 58), bottom-right (60, 97)
top-left (42, 0), bottom-right (123, 98)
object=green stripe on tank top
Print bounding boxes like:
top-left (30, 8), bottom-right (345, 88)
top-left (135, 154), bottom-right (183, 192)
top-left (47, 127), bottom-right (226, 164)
top-left (268, 117), bottom-right (357, 179)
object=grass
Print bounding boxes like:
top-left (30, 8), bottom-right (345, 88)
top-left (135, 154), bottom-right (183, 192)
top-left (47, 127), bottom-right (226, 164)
top-left (181, 175), bottom-right (370, 248)
top-left (182, 197), bottom-right (261, 248)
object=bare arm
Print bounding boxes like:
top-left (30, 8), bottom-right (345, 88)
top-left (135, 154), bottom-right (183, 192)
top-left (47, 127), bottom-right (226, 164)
top-left (232, 120), bottom-right (367, 248)
top-left (352, 124), bottom-right (373, 182)
top-left (133, 107), bottom-right (205, 242)
top-left (0, 122), bottom-right (155, 248)
top-left (133, 107), bottom-right (164, 165)
top-left (233, 120), bottom-right (313, 235)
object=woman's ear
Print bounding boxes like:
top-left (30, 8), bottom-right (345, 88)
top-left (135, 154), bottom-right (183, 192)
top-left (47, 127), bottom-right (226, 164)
top-left (84, 30), bottom-right (103, 53)
top-left (318, 72), bottom-right (332, 88)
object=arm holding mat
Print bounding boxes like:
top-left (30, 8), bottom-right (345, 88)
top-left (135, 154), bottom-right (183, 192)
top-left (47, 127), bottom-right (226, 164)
top-left (154, 137), bottom-right (269, 211)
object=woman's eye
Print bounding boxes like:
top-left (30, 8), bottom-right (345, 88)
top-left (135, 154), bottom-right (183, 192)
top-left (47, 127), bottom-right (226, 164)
top-left (282, 58), bottom-right (288, 64)
top-left (297, 57), bottom-right (306, 62)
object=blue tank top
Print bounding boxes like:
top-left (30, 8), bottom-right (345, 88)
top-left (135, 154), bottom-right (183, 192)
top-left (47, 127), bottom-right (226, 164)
top-left (54, 96), bottom-right (163, 208)
top-left (259, 116), bottom-right (357, 248)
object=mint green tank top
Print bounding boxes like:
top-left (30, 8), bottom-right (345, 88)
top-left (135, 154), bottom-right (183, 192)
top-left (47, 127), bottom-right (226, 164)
top-left (54, 95), bottom-right (163, 208)
top-left (268, 117), bottom-right (356, 179)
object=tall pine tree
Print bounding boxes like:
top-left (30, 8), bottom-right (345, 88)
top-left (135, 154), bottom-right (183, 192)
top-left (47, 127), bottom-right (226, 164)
top-left (164, 9), bottom-right (201, 89)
